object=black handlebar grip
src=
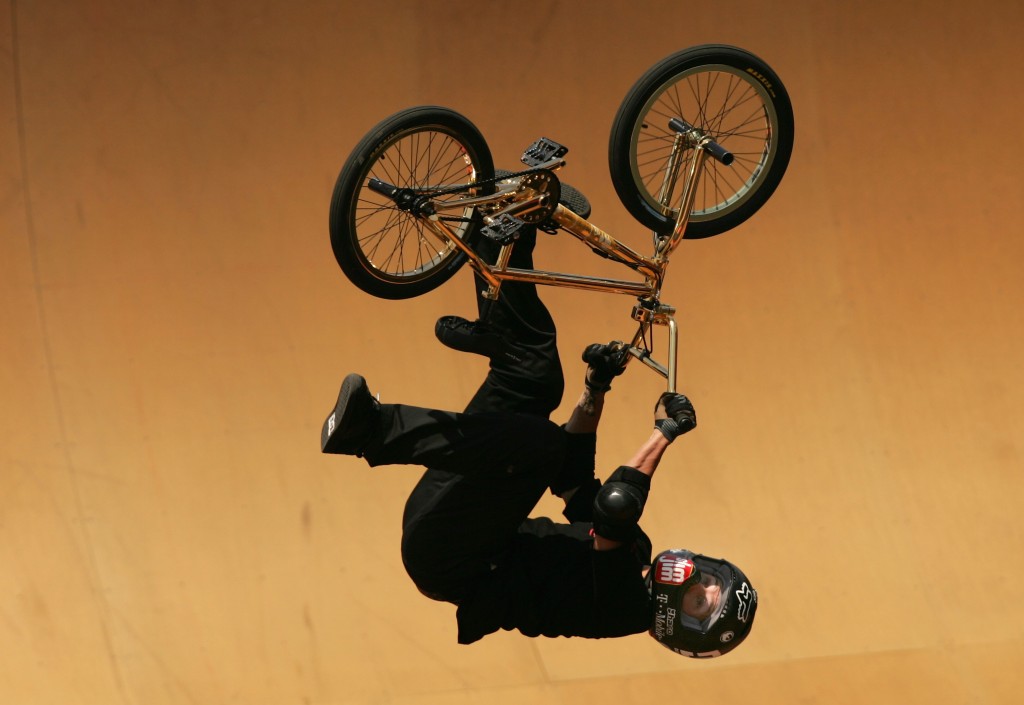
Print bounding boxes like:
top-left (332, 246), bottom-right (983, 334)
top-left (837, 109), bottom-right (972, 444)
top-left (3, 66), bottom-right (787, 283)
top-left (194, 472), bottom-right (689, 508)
top-left (367, 178), bottom-right (398, 198)
top-left (704, 141), bottom-right (734, 166)
top-left (668, 118), bottom-right (734, 166)
top-left (668, 117), bottom-right (693, 133)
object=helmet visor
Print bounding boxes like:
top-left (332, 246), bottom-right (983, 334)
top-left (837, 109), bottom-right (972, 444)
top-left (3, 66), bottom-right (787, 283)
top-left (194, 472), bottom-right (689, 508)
top-left (679, 571), bottom-right (727, 630)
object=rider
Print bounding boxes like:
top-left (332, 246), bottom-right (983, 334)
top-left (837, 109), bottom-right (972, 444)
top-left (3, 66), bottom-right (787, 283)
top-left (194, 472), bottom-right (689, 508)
top-left (320, 224), bottom-right (757, 657)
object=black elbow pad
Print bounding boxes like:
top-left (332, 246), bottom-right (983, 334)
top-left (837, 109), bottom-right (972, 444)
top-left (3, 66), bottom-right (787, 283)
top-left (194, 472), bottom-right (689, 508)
top-left (592, 466), bottom-right (649, 541)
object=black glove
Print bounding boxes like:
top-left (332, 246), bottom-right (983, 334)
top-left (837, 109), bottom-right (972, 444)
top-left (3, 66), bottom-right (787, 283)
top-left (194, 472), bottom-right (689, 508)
top-left (582, 341), bottom-right (629, 392)
top-left (654, 392), bottom-right (697, 442)
top-left (592, 466), bottom-right (651, 542)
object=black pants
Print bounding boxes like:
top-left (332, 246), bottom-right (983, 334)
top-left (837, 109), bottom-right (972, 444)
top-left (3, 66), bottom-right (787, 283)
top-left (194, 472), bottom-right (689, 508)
top-left (363, 229), bottom-right (568, 603)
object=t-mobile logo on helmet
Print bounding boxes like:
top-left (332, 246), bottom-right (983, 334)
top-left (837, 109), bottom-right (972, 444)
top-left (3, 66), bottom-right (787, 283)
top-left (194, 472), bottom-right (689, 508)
top-left (654, 555), bottom-right (695, 585)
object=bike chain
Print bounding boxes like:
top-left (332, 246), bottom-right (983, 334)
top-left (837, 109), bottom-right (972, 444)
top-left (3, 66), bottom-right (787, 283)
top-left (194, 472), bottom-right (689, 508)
top-left (430, 166), bottom-right (550, 197)
top-left (433, 168), bottom-right (643, 272)
top-left (435, 166), bottom-right (552, 225)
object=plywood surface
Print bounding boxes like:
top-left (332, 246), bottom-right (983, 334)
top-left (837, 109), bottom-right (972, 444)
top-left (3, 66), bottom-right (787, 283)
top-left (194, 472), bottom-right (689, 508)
top-left (3, 1), bottom-right (1023, 703)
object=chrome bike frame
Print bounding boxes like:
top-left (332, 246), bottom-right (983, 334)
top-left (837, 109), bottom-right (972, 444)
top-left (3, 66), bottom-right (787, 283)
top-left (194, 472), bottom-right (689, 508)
top-left (409, 121), bottom-right (721, 393)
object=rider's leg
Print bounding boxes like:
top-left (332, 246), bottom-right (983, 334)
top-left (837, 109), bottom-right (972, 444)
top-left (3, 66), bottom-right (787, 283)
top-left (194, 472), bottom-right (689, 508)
top-left (320, 371), bottom-right (566, 600)
top-left (377, 404), bottom-right (565, 601)
top-left (362, 403), bottom-right (561, 474)
top-left (397, 226), bottom-right (570, 601)
top-left (335, 394), bottom-right (567, 603)
top-left (457, 225), bottom-right (564, 418)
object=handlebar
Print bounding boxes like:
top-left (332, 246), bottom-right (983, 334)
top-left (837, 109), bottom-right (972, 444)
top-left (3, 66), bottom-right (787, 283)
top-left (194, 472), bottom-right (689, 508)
top-left (366, 178), bottom-right (435, 216)
top-left (367, 178), bottom-right (398, 197)
top-left (668, 117), bottom-right (734, 166)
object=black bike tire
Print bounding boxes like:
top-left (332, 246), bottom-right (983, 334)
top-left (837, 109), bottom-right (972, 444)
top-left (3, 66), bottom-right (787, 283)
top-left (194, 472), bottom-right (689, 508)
top-left (608, 45), bottom-right (794, 238)
top-left (329, 106), bottom-right (495, 299)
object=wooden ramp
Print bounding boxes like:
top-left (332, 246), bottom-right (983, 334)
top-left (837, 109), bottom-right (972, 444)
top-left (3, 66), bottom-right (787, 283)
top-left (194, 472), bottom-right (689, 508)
top-left (3, 1), bottom-right (1023, 703)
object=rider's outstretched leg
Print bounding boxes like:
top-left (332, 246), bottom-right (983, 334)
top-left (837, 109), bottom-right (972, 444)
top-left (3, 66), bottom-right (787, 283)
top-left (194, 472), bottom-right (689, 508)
top-left (320, 370), bottom-right (567, 604)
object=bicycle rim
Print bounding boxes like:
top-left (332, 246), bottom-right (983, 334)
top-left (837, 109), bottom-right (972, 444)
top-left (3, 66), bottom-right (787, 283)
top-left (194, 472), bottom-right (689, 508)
top-left (629, 65), bottom-right (780, 227)
top-left (354, 128), bottom-right (482, 283)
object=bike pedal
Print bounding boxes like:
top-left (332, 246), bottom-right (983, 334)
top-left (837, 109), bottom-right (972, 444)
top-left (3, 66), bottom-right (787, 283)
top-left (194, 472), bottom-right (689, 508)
top-left (521, 137), bottom-right (568, 167)
top-left (481, 213), bottom-right (526, 245)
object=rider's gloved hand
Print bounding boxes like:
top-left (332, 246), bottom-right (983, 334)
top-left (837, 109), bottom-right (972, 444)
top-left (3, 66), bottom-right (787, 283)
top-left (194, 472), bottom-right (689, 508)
top-left (582, 341), bottom-right (629, 392)
top-left (654, 392), bottom-right (697, 442)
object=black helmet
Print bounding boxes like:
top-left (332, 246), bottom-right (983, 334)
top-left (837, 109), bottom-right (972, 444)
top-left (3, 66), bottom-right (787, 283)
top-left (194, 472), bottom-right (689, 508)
top-left (647, 549), bottom-right (757, 658)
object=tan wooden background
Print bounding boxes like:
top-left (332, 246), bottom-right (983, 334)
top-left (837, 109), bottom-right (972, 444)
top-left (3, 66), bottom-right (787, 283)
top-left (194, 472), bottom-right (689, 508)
top-left (3, 1), bottom-right (1023, 703)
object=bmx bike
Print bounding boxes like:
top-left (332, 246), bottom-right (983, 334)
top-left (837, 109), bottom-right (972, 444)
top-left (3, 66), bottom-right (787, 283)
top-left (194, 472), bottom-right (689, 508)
top-left (328, 44), bottom-right (794, 391)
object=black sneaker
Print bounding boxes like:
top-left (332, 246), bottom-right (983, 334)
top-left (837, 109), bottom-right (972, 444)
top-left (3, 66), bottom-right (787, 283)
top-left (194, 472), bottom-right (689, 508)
top-left (435, 315), bottom-right (525, 364)
top-left (321, 374), bottom-right (380, 456)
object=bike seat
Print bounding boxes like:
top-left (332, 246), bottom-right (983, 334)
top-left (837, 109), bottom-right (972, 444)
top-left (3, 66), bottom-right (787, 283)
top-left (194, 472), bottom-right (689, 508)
top-left (558, 180), bottom-right (591, 220)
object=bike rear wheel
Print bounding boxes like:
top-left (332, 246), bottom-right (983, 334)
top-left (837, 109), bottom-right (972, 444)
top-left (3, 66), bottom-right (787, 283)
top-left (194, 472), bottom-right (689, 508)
top-left (329, 106), bottom-right (495, 299)
top-left (609, 45), bottom-right (794, 238)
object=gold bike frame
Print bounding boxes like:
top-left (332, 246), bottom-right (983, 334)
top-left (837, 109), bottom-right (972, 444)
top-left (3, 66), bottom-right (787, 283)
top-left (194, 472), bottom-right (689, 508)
top-left (413, 133), bottom-right (713, 392)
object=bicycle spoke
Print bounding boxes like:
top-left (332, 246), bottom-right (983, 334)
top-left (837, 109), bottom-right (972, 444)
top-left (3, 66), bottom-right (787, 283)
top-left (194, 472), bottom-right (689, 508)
top-left (631, 64), bottom-right (778, 221)
top-left (345, 124), bottom-right (486, 280)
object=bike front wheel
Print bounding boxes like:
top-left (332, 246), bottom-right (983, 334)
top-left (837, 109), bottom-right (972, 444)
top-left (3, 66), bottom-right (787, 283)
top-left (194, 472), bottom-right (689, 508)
top-left (609, 45), bottom-right (794, 238)
top-left (329, 106), bottom-right (495, 299)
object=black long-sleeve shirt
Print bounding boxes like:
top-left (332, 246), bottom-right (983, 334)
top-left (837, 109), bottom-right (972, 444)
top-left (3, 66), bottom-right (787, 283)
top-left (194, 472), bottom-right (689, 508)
top-left (455, 516), bottom-right (652, 643)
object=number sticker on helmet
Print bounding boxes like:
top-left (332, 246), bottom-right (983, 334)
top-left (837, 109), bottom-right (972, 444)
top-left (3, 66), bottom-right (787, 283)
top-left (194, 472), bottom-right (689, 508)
top-left (654, 555), bottom-right (695, 585)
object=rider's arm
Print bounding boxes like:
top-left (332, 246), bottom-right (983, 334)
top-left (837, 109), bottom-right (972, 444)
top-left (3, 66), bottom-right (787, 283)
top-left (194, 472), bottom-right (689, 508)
top-left (554, 385), bottom-right (604, 515)
top-left (564, 384), bottom-right (605, 435)
top-left (564, 340), bottom-right (627, 437)
top-left (592, 430), bottom-right (669, 551)
top-left (592, 392), bottom-right (696, 551)
top-left (551, 343), bottom-right (624, 510)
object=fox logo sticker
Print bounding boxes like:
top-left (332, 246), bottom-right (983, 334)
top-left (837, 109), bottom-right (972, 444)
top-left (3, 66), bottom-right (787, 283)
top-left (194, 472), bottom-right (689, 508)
top-left (735, 582), bottom-right (754, 623)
